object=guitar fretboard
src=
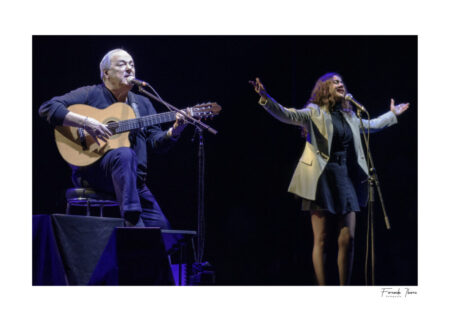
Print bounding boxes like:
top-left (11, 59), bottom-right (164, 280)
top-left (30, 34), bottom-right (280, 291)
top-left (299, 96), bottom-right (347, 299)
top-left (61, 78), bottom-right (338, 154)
top-left (113, 111), bottom-right (178, 133)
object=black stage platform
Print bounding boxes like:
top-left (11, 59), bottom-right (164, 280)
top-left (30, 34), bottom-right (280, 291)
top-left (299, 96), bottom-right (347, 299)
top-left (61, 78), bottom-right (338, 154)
top-left (32, 214), bottom-right (207, 285)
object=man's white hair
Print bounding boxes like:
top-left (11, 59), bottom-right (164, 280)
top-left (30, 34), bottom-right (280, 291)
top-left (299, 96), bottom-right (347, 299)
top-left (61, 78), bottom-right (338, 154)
top-left (99, 49), bottom-right (128, 81)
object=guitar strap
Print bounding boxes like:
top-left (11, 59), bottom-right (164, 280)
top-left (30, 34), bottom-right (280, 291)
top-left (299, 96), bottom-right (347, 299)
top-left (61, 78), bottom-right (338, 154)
top-left (128, 92), bottom-right (140, 118)
top-left (128, 92), bottom-right (144, 134)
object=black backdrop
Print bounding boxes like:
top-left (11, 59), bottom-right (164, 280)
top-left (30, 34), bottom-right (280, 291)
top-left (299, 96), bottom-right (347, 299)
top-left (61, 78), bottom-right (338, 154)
top-left (33, 36), bottom-right (417, 285)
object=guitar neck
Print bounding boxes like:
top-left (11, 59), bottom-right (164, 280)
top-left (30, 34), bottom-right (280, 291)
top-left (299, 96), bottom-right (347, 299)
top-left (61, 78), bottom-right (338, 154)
top-left (112, 110), bottom-right (178, 133)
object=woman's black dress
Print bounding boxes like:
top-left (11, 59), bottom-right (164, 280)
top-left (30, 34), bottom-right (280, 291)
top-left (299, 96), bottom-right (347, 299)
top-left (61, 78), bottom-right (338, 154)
top-left (302, 105), bottom-right (361, 215)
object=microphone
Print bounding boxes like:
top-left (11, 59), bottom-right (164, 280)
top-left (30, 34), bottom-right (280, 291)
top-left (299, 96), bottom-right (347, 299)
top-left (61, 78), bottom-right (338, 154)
top-left (345, 93), bottom-right (367, 113)
top-left (127, 76), bottom-right (149, 87)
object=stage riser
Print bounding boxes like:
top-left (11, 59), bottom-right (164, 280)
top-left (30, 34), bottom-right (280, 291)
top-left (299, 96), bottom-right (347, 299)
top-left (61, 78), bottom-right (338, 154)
top-left (33, 214), bottom-right (198, 285)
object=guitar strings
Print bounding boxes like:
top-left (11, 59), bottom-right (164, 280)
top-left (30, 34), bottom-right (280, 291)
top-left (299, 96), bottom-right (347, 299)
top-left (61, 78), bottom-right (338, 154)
top-left (113, 111), bottom-right (177, 133)
top-left (109, 105), bottom-right (213, 133)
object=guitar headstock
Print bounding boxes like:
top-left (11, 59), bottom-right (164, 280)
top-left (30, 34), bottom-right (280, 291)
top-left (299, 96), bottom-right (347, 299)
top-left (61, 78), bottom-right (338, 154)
top-left (190, 102), bottom-right (222, 119)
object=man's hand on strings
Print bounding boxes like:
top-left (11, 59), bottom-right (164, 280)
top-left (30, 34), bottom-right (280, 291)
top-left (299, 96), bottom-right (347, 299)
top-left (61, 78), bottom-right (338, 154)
top-left (85, 117), bottom-right (112, 145)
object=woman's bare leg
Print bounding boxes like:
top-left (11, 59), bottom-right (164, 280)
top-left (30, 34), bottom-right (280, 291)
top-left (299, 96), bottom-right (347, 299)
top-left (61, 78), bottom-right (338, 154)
top-left (337, 211), bottom-right (356, 285)
top-left (311, 211), bottom-right (328, 285)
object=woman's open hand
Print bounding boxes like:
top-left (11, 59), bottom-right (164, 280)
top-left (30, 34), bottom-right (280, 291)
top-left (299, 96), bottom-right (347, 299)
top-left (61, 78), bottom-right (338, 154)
top-left (249, 77), bottom-right (268, 99)
top-left (390, 98), bottom-right (410, 116)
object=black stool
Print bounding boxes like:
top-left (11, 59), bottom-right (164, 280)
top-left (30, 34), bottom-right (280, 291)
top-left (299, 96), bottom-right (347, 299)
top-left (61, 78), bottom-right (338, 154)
top-left (65, 188), bottom-right (119, 217)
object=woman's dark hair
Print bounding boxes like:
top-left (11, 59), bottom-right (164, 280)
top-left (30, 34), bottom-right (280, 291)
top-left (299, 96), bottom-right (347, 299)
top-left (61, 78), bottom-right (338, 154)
top-left (300, 72), bottom-right (353, 138)
top-left (307, 72), bottom-right (352, 113)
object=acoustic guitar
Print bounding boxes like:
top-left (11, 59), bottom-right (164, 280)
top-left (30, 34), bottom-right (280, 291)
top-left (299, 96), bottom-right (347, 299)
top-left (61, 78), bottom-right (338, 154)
top-left (55, 102), bottom-right (221, 167)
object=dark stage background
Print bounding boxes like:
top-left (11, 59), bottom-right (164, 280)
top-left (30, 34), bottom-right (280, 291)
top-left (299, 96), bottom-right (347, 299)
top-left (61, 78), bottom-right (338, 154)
top-left (33, 36), bottom-right (417, 285)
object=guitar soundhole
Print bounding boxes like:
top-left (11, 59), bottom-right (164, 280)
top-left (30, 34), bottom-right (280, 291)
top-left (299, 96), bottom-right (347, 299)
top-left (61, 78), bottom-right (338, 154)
top-left (105, 120), bottom-right (120, 136)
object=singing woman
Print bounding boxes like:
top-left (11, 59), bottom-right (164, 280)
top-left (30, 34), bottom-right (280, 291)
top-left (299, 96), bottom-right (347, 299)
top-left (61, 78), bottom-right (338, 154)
top-left (250, 73), bottom-right (409, 285)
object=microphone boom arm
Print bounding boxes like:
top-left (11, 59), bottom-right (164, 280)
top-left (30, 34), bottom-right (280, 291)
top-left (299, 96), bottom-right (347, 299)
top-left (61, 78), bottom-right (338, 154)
top-left (136, 85), bottom-right (218, 135)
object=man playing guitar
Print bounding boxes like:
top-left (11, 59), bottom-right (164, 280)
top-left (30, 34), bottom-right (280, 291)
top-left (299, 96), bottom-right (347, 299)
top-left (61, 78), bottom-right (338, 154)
top-left (39, 48), bottom-right (188, 227)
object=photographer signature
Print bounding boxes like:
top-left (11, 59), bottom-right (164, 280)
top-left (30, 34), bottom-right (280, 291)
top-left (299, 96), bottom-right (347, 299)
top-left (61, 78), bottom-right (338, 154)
top-left (381, 288), bottom-right (417, 298)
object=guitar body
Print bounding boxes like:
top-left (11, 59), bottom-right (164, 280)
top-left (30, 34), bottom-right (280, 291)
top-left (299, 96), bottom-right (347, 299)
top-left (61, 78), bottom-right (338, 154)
top-left (55, 103), bottom-right (136, 167)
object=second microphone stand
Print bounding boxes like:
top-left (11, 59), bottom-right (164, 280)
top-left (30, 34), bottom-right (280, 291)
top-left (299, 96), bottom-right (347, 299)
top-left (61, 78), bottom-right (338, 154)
top-left (356, 108), bottom-right (391, 286)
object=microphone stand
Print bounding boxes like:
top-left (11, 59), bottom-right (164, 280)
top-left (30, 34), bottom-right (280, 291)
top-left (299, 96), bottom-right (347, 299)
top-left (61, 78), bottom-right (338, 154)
top-left (356, 107), bottom-right (391, 286)
top-left (135, 83), bottom-right (215, 265)
top-left (192, 127), bottom-right (205, 263)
